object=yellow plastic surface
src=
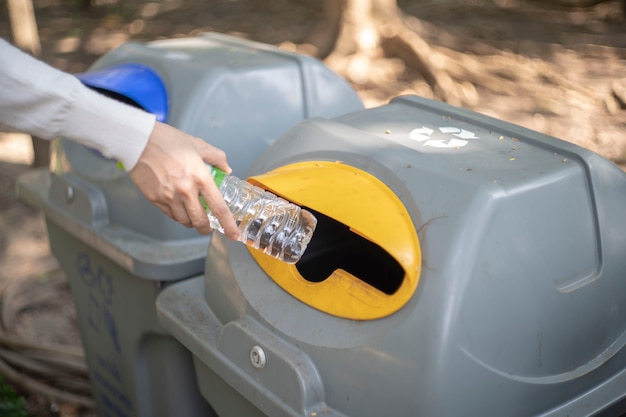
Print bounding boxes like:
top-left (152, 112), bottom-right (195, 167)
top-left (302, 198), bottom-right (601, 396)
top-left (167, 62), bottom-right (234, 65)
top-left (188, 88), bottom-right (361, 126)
top-left (248, 161), bottom-right (421, 320)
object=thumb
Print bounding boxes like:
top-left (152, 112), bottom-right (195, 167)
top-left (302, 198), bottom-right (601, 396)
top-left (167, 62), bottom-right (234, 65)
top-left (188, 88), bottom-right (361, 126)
top-left (195, 139), bottom-right (232, 175)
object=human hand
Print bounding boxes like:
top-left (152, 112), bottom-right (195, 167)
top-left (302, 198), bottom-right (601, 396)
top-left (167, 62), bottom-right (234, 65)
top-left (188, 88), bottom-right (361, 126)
top-left (129, 122), bottom-right (239, 240)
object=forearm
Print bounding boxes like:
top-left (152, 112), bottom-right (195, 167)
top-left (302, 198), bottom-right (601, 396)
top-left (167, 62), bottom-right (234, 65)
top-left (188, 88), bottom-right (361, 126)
top-left (0, 38), bottom-right (238, 236)
top-left (0, 38), bottom-right (154, 170)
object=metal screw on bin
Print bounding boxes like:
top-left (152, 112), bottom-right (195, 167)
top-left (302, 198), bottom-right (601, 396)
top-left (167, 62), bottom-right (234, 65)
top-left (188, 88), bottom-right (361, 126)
top-left (250, 345), bottom-right (266, 369)
top-left (65, 185), bottom-right (75, 204)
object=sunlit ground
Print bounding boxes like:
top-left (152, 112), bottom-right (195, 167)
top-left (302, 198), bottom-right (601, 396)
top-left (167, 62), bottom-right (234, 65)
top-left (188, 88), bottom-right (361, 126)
top-left (0, 132), bottom-right (34, 165)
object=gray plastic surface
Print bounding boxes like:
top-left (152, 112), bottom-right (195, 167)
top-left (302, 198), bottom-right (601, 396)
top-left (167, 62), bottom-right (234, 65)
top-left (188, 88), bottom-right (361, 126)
top-left (157, 95), bottom-right (626, 416)
top-left (48, 222), bottom-right (214, 417)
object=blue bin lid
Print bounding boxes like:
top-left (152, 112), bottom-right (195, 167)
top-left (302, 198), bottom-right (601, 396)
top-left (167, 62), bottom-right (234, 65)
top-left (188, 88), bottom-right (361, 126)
top-left (76, 63), bottom-right (168, 122)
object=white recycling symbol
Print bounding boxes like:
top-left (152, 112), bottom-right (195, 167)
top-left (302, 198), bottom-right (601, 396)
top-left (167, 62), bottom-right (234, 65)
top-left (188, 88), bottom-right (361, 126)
top-left (409, 126), bottom-right (479, 148)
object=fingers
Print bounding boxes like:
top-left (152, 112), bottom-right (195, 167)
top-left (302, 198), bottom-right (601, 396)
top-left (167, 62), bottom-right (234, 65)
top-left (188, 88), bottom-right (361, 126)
top-left (150, 181), bottom-right (215, 235)
top-left (129, 121), bottom-right (239, 238)
top-left (199, 176), bottom-right (240, 241)
top-left (168, 173), bottom-right (239, 239)
top-left (194, 136), bottom-right (240, 239)
top-left (195, 141), bottom-right (232, 175)
top-left (158, 172), bottom-right (214, 235)
top-left (184, 195), bottom-right (212, 235)
top-left (146, 179), bottom-right (197, 231)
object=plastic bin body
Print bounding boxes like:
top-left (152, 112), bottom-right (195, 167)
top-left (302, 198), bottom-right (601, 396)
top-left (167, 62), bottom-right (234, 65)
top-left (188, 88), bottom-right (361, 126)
top-left (16, 33), bottom-right (362, 417)
top-left (157, 95), bottom-right (626, 417)
top-left (48, 221), bottom-right (208, 417)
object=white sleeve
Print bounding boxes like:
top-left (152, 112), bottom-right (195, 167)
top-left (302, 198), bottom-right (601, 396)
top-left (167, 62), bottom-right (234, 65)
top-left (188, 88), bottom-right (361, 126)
top-left (0, 38), bottom-right (155, 170)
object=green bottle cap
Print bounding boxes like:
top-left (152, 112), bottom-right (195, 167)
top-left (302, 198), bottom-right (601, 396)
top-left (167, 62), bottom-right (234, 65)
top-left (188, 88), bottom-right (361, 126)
top-left (209, 165), bottom-right (227, 188)
top-left (200, 165), bottom-right (227, 212)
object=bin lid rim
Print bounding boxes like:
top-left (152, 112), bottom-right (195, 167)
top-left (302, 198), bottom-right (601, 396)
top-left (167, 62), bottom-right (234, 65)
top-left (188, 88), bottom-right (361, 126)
top-left (248, 161), bottom-right (422, 320)
top-left (76, 63), bottom-right (168, 122)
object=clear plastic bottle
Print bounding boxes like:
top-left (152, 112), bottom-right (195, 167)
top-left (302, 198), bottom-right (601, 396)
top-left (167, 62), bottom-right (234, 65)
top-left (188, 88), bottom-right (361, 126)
top-left (202, 165), bottom-right (317, 264)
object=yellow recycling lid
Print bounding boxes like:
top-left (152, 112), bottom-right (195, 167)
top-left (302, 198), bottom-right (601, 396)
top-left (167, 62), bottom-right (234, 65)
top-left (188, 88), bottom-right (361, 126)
top-left (248, 161), bottom-right (421, 320)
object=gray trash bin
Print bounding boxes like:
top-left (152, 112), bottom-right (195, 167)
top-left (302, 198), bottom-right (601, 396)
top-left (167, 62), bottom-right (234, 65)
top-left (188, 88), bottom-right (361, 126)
top-left (16, 32), bottom-right (363, 417)
top-left (157, 94), bottom-right (626, 417)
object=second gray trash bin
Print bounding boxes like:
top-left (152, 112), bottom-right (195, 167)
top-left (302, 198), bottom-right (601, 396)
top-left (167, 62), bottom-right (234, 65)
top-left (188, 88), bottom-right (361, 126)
top-left (17, 33), bottom-right (363, 417)
top-left (158, 94), bottom-right (626, 417)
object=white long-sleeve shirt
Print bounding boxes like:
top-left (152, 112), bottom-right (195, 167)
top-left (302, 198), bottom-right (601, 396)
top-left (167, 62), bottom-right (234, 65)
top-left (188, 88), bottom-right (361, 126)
top-left (0, 39), bottom-right (155, 171)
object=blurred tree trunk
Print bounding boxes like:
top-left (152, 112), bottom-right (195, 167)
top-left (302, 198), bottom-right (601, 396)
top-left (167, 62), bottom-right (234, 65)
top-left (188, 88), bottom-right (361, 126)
top-left (299, 0), bottom-right (598, 107)
top-left (6, 0), bottom-right (49, 167)
top-left (7, 0), bottom-right (40, 56)
top-left (301, 0), bottom-right (459, 103)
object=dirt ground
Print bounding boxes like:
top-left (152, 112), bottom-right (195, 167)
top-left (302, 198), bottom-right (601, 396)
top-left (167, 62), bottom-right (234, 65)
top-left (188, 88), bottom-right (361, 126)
top-left (1, 0), bottom-right (626, 415)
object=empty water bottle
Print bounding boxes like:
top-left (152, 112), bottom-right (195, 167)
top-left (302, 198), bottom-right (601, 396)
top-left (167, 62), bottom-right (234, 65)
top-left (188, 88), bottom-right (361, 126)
top-left (202, 165), bottom-right (317, 264)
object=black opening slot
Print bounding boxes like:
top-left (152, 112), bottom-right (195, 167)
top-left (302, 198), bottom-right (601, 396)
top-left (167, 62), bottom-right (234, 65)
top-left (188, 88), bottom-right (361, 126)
top-left (91, 88), bottom-right (145, 109)
top-left (296, 209), bottom-right (405, 295)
